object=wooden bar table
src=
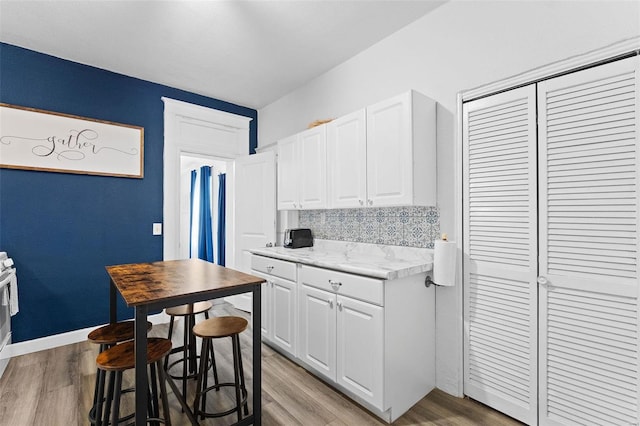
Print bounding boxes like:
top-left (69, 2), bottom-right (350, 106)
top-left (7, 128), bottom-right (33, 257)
top-left (106, 259), bottom-right (265, 425)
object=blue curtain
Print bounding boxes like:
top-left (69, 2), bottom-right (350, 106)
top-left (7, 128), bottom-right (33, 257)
top-left (189, 170), bottom-right (197, 258)
top-left (198, 166), bottom-right (214, 262)
top-left (217, 173), bottom-right (226, 266)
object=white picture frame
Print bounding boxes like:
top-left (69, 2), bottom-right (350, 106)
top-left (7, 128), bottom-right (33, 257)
top-left (0, 103), bottom-right (144, 178)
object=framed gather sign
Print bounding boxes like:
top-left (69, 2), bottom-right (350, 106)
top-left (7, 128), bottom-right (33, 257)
top-left (0, 103), bottom-right (144, 178)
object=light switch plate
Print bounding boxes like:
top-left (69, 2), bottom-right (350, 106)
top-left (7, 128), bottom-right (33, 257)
top-left (153, 223), bottom-right (162, 235)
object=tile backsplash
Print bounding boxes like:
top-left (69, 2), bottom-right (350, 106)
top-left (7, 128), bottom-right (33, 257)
top-left (299, 206), bottom-right (440, 248)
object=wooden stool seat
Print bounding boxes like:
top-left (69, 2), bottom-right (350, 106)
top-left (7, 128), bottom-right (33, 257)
top-left (88, 320), bottom-right (152, 345)
top-left (193, 316), bottom-right (248, 339)
top-left (164, 300), bottom-right (217, 400)
top-left (193, 316), bottom-right (249, 421)
top-left (166, 301), bottom-right (212, 316)
top-left (88, 320), bottom-right (153, 425)
top-left (94, 338), bottom-right (172, 426)
top-left (96, 338), bottom-right (172, 371)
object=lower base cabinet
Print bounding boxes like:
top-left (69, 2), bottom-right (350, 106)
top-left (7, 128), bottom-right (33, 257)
top-left (298, 274), bottom-right (384, 409)
top-left (252, 255), bottom-right (435, 423)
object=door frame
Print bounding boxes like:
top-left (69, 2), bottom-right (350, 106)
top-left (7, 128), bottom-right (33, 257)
top-left (162, 97), bottom-right (252, 263)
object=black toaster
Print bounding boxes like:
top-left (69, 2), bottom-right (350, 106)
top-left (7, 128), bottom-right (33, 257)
top-left (283, 228), bottom-right (313, 249)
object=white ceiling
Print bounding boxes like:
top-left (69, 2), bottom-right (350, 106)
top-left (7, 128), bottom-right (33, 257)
top-left (0, 0), bottom-right (445, 109)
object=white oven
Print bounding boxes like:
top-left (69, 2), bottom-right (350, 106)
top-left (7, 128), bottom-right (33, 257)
top-left (0, 252), bottom-right (17, 378)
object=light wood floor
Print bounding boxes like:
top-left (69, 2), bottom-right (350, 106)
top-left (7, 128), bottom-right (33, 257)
top-left (0, 303), bottom-right (522, 426)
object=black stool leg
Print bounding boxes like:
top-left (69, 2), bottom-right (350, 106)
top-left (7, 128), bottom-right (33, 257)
top-left (102, 371), bottom-right (116, 426)
top-left (164, 316), bottom-right (175, 371)
top-left (149, 363), bottom-right (161, 426)
top-left (232, 335), bottom-right (243, 422)
top-left (236, 336), bottom-right (249, 415)
top-left (193, 337), bottom-right (210, 420)
top-left (110, 372), bottom-right (123, 426)
top-left (157, 359), bottom-right (172, 426)
top-left (89, 343), bottom-right (107, 424)
top-left (209, 340), bottom-right (220, 390)
top-left (181, 316), bottom-right (189, 403)
top-left (189, 314), bottom-right (198, 375)
top-left (94, 368), bottom-right (106, 426)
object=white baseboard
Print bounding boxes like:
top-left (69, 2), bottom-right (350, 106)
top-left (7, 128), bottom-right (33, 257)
top-left (0, 312), bottom-right (170, 361)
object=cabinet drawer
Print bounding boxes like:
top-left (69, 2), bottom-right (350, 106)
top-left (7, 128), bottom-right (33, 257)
top-left (300, 265), bottom-right (383, 306)
top-left (251, 255), bottom-right (297, 281)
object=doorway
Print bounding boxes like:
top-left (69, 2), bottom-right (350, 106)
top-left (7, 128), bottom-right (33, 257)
top-left (178, 154), bottom-right (230, 262)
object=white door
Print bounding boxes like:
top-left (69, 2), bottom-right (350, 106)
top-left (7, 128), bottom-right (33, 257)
top-left (327, 109), bottom-right (367, 208)
top-left (298, 125), bottom-right (327, 210)
top-left (229, 151), bottom-right (276, 312)
top-left (366, 92), bottom-right (412, 207)
top-left (298, 284), bottom-right (336, 382)
top-left (336, 295), bottom-right (384, 409)
top-left (538, 56), bottom-right (640, 426)
top-left (463, 85), bottom-right (538, 425)
top-left (271, 276), bottom-right (297, 356)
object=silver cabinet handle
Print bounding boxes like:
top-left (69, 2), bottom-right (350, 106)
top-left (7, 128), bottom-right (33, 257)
top-left (293, 202), bottom-right (297, 208)
top-left (367, 199), bottom-right (373, 206)
top-left (537, 276), bottom-right (549, 286)
top-left (266, 242), bottom-right (273, 248)
top-left (267, 265), bottom-right (274, 273)
top-left (359, 199), bottom-right (364, 206)
top-left (337, 301), bottom-right (343, 311)
top-left (328, 299), bottom-right (334, 308)
top-left (328, 279), bottom-right (342, 291)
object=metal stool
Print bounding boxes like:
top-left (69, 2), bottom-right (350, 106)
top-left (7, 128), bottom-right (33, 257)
top-left (87, 320), bottom-right (152, 425)
top-left (192, 316), bottom-right (249, 422)
top-left (95, 338), bottom-right (172, 426)
top-left (164, 301), bottom-right (217, 400)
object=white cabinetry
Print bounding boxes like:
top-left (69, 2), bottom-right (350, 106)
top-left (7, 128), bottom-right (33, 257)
top-left (277, 125), bottom-right (327, 210)
top-left (251, 253), bottom-right (435, 423)
top-left (299, 265), bottom-right (409, 417)
top-left (327, 109), bottom-right (367, 208)
top-left (366, 91), bottom-right (436, 207)
top-left (326, 91), bottom-right (436, 208)
top-left (251, 255), bottom-right (297, 356)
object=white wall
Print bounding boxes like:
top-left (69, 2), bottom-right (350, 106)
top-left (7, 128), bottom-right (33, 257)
top-left (258, 0), bottom-right (640, 397)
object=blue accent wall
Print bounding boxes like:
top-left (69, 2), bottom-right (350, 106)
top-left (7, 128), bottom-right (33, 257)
top-left (0, 43), bottom-right (258, 342)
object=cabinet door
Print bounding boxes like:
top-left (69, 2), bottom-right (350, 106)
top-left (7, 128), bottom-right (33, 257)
top-left (252, 271), bottom-right (272, 340)
top-left (298, 284), bottom-right (336, 381)
top-left (463, 85), bottom-right (538, 425)
top-left (271, 277), bottom-right (297, 356)
top-left (366, 92), bottom-right (413, 207)
top-left (298, 125), bottom-right (327, 209)
top-left (336, 295), bottom-right (384, 409)
top-left (327, 109), bottom-right (367, 208)
top-left (277, 134), bottom-right (299, 210)
top-left (538, 56), bottom-right (640, 426)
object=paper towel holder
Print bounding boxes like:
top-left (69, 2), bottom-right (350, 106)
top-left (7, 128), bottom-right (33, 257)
top-left (425, 273), bottom-right (434, 287)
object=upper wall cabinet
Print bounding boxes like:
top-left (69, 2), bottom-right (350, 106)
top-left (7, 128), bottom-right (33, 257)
top-left (327, 90), bottom-right (436, 209)
top-left (277, 125), bottom-right (327, 210)
top-left (279, 90), bottom-right (436, 210)
top-left (327, 109), bottom-right (368, 208)
top-left (365, 90), bottom-right (436, 207)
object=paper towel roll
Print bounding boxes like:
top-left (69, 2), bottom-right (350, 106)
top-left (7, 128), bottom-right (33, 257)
top-left (433, 240), bottom-right (456, 286)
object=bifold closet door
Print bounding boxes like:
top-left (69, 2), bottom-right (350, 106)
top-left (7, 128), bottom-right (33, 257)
top-left (462, 85), bottom-right (538, 425)
top-left (538, 56), bottom-right (640, 426)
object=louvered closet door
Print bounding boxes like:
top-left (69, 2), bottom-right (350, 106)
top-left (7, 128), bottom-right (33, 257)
top-left (463, 85), bottom-right (538, 425)
top-left (538, 56), bottom-right (640, 426)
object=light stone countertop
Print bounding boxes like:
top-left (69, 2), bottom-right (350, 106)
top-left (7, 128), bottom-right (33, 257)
top-left (249, 239), bottom-right (433, 280)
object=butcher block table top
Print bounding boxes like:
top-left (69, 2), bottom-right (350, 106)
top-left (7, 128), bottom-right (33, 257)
top-left (106, 258), bottom-right (265, 307)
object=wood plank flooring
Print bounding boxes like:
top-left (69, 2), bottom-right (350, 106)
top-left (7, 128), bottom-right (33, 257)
top-left (0, 303), bottom-right (522, 426)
